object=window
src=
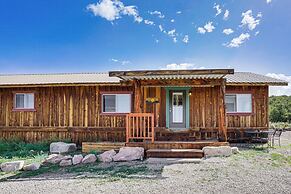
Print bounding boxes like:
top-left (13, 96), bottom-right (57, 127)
top-left (102, 94), bottom-right (131, 113)
top-left (225, 94), bottom-right (252, 113)
top-left (14, 93), bottom-right (35, 110)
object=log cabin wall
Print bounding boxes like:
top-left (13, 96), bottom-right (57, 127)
top-left (226, 85), bottom-right (269, 130)
top-left (0, 85), bottom-right (133, 143)
top-left (0, 85), bottom-right (133, 128)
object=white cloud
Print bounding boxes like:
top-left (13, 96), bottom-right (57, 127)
top-left (144, 20), bottom-right (154, 25)
top-left (225, 33), bottom-right (250, 48)
top-left (240, 10), bottom-right (261, 30)
top-left (223, 28), bottom-right (234, 35)
top-left (176, 11), bottom-right (182, 14)
top-left (182, 35), bottom-right (189, 43)
top-left (164, 63), bottom-right (205, 70)
top-left (155, 39), bottom-right (159, 43)
top-left (255, 31), bottom-right (260, 36)
top-left (149, 10), bottom-right (165, 19)
top-left (158, 24), bottom-right (166, 33)
top-left (111, 58), bottom-right (131, 65)
top-left (173, 37), bottom-right (178, 43)
top-left (87, 0), bottom-right (142, 23)
top-left (170, 19), bottom-right (175, 23)
top-left (266, 0), bottom-right (272, 4)
top-left (204, 22), bottom-right (215, 32)
top-left (266, 73), bottom-right (291, 96)
top-left (197, 27), bottom-right (206, 34)
top-left (214, 4), bottom-right (222, 16)
top-left (167, 29), bottom-right (176, 37)
top-left (223, 10), bottom-right (230, 20)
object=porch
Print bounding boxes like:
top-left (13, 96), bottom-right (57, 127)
top-left (109, 69), bottom-right (233, 144)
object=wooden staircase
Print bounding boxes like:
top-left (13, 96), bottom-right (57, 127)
top-left (146, 148), bottom-right (204, 158)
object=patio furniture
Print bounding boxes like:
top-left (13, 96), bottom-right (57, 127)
top-left (271, 129), bottom-right (283, 147)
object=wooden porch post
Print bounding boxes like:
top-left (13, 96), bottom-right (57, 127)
top-left (133, 79), bottom-right (143, 113)
top-left (219, 79), bottom-right (227, 141)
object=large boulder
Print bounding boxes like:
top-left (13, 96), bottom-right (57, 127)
top-left (202, 146), bottom-right (232, 158)
top-left (44, 154), bottom-right (72, 164)
top-left (72, 154), bottom-right (83, 165)
top-left (113, 147), bottom-right (144, 162)
top-left (23, 163), bottom-right (41, 171)
top-left (231, 147), bottom-right (240, 154)
top-left (98, 150), bottom-right (116, 163)
top-left (59, 159), bottom-right (72, 167)
top-left (1, 161), bottom-right (24, 172)
top-left (50, 142), bottom-right (77, 154)
top-left (82, 154), bottom-right (97, 164)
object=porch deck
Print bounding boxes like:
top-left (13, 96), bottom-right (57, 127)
top-left (126, 140), bottom-right (229, 150)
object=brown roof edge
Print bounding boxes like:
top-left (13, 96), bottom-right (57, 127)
top-left (109, 69), bottom-right (234, 77)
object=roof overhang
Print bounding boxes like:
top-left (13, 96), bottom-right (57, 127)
top-left (109, 69), bottom-right (234, 81)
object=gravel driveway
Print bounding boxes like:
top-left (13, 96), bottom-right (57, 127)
top-left (1, 132), bottom-right (290, 194)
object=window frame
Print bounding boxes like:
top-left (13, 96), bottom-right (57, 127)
top-left (13, 92), bottom-right (36, 112)
top-left (100, 91), bottom-right (133, 115)
top-left (225, 92), bottom-right (254, 115)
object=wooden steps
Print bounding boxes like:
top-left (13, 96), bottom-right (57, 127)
top-left (146, 149), bottom-right (204, 158)
top-left (82, 142), bottom-right (125, 153)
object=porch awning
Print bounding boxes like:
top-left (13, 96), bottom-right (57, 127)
top-left (109, 69), bottom-right (234, 81)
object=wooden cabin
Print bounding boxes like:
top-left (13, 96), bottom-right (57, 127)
top-left (0, 69), bottom-right (288, 149)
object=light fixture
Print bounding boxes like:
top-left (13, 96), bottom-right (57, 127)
top-left (188, 91), bottom-right (192, 96)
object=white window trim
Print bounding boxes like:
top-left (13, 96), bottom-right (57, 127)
top-left (14, 93), bottom-right (35, 110)
top-left (225, 93), bottom-right (253, 114)
top-left (101, 93), bottom-right (132, 114)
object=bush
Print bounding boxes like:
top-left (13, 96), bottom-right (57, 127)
top-left (269, 95), bottom-right (291, 123)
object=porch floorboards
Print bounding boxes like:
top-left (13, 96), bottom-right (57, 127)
top-left (126, 140), bottom-right (229, 150)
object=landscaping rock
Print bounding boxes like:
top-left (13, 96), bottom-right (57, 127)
top-left (72, 154), bottom-right (83, 165)
top-left (59, 159), bottom-right (72, 167)
top-left (202, 146), bottom-right (232, 158)
top-left (0, 161), bottom-right (24, 172)
top-left (82, 154), bottom-right (97, 164)
top-left (50, 142), bottom-right (77, 154)
top-left (113, 147), bottom-right (144, 162)
top-left (23, 163), bottom-right (41, 171)
top-left (98, 150), bottom-right (116, 163)
top-left (44, 154), bottom-right (72, 164)
top-left (231, 147), bottom-right (240, 154)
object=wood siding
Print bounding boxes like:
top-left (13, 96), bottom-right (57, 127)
top-left (0, 86), bottom-right (133, 128)
top-left (226, 85), bottom-right (269, 129)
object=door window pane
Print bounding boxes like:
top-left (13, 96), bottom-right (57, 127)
top-left (172, 92), bottom-right (183, 123)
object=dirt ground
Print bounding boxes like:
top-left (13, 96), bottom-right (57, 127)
top-left (0, 131), bottom-right (290, 194)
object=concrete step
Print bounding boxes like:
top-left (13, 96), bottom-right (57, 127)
top-left (146, 149), bottom-right (204, 158)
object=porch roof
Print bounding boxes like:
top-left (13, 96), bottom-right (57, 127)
top-left (109, 69), bottom-right (234, 81)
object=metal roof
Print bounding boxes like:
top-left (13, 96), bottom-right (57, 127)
top-left (0, 72), bottom-right (121, 86)
top-left (0, 71), bottom-right (287, 87)
top-left (225, 72), bottom-right (288, 86)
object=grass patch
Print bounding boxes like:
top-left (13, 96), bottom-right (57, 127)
top-left (270, 153), bottom-right (291, 167)
top-left (66, 163), bottom-right (150, 178)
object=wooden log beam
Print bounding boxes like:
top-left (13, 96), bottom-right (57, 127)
top-left (109, 69), bottom-right (234, 77)
top-left (139, 79), bottom-right (223, 87)
top-left (133, 79), bottom-right (143, 113)
top-left (218, 80), bottom-right (227, 141)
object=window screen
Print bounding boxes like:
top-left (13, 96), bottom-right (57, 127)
top-left (103, 94), bottom-right (131, 113)
top-left (225, 94), bottom-right (252, 113)
top-left (15, 93), bottom-right (34, 109)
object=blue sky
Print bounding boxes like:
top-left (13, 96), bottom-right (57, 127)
top-left (0, 0), bottom-right (290, 78)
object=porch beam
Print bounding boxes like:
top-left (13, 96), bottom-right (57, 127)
top-left (109, 69), bottom-right (234, 77)
top-left (133, 79), bottom-right (143, 113)
top-left (139, 79), bottom-right (223, 87)
top-left (218, 79), bottom-right (227, 141)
